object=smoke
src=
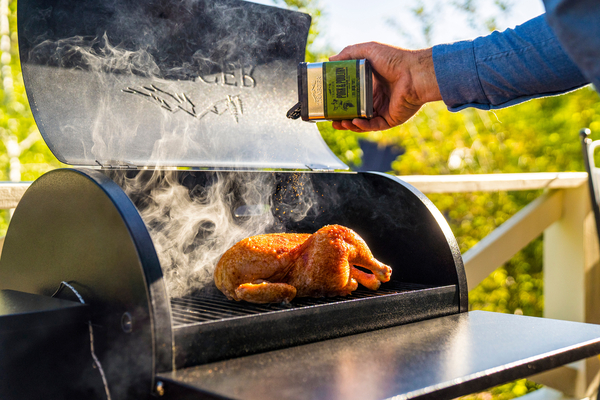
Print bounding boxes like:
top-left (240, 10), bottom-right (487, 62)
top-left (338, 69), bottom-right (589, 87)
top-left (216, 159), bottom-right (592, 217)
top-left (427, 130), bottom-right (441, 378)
top-left (116, 171), bottom-right (300, 298)
top-left (24, 0), bottom-right (315, 167)
top-left (112, 169), bottom-right (327, 298)
top-left (22, 0), bottom-right (333, 297)
top-left (30, 33), bottom-right (160, 76)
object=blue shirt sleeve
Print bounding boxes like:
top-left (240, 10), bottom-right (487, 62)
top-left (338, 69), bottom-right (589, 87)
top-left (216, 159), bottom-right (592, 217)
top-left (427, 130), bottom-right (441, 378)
top-left (432, 14), bottom-right (589, 112)
top-left (544, 0), bottom-right (600, 90)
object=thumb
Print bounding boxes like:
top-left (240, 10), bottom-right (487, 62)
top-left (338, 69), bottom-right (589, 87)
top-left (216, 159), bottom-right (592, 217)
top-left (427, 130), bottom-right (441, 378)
top-left (329, 42), bottom-right (376, 61)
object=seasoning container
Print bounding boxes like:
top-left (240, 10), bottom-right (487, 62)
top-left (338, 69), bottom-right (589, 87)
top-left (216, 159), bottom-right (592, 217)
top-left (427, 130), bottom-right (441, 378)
top-left (287, 59), bottom-right (373, 121)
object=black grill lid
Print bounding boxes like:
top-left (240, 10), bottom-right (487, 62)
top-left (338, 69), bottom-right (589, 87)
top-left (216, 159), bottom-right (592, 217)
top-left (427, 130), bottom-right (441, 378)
top-left (18, 0), bottom-right (347, 170)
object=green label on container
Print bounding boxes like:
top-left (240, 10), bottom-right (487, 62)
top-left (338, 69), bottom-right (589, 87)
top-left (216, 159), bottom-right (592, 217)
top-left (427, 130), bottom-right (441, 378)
top-left (323, 60), bottom-right (360, 119)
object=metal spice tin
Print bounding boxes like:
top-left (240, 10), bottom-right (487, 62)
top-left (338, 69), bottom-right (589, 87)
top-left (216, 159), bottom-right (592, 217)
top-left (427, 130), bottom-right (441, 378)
top-left (295, 59), bottom-right (373, 121)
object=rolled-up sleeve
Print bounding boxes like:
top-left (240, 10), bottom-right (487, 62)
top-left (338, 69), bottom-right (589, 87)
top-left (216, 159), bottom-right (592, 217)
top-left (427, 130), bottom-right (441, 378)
top-left (433, 14), bottom-right (589, 112)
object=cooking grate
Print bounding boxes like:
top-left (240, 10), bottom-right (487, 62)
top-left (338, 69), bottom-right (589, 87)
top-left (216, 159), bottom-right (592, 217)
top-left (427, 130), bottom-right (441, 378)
top-left (170, 281), bottom-right (432, 327)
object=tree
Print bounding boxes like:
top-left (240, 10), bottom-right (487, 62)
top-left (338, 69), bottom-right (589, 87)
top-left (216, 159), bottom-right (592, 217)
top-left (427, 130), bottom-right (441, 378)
top-left (273, 0), bottom-right (333, 62)
top-left (0, 0), bottom-right (64, 235)
top-left (386, 0), bottom-right (513, 48)
top-left (307, 2), bottom-right (600, 398)
top-left (318, 56), bottom-right (600, 400)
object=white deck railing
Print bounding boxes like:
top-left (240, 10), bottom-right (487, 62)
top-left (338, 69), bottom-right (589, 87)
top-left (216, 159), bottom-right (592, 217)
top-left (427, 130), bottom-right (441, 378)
top-left (0, 172), bottom-right (596, 399)
top-left (404, 172), bottom-right (597, 400)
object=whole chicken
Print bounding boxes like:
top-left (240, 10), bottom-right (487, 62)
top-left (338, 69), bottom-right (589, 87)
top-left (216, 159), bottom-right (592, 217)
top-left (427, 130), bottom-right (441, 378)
top-left (214, 225), bottom-right (392, 303)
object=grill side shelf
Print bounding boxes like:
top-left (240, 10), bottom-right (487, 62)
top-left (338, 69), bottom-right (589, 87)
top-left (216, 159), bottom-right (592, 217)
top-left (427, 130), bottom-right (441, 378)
top-left (172, 283), bottom-right (458, 368)
top-left (159, 311), bottom-right (600, 400)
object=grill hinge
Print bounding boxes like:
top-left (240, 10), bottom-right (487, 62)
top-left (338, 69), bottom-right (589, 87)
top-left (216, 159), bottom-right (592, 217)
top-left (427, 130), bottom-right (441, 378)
top-left (95, 160), bottom-right (139, 170)
top-left (306, 164), bottom-right (335, 172)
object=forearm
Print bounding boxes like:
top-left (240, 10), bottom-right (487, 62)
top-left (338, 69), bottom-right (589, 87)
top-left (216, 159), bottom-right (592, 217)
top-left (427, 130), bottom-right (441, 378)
top-left (433, 14), bottom-right (589, 112)
top-left (411, 48), bottom-right (442, 105)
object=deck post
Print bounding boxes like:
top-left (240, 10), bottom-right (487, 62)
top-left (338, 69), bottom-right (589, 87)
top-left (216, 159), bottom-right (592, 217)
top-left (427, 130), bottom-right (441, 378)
top-left (544, 183), bottom-right (589, 323)
top-left (537, 183), bottom-right (600, 398)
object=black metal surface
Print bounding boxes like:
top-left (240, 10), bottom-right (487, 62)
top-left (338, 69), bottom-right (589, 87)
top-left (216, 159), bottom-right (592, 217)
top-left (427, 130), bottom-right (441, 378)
top-left (108, 169), bottom-right (467, 367)
top-left (0, 290), bottom-right (94, 400)
top-left (9, 1), bottom-right (600, 399)
top-left (580, 128), bottom-right (600, 243)
top-left (19, 0), bottom-right (308, 79)
top-left (158, 311), bottom-right (600, 400)
top-left (4, 165), bottom-right (600, 399)
top-left (289, 171), bottom-right (467, 310)
top-left (173, 283), bottom-right (457, 367)
top-left (17, 0), bottom-right (346, 170)
top-left (0, 289), bottom-right (88, 333)
top-left (114, 169), bottom-right (467, 307)
top-left (170, 282), bottom-right (432, 326)
top-left (0, 168), bottom-right (171, 399)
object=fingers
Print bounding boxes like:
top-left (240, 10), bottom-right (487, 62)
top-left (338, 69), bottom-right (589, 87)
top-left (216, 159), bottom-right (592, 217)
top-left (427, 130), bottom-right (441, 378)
top-left (331, 119), bottom-right (366, 132)
top-left (330, 42), bottom-right (378, 62)
top-left (329, 42), bottom-right (430, 131)
top-left (352, 116), bottom-right (393, 131)
top-left (330, 121), bottom-right (347, 131)
top-left (331, 120), bottom-right (360, 132)
top-left (331, 116), bottom-right (391, 132)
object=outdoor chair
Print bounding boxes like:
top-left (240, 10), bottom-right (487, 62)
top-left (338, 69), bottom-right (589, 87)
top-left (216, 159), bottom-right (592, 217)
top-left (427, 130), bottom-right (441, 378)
top-left (581, 128), bottom-right (600, 243)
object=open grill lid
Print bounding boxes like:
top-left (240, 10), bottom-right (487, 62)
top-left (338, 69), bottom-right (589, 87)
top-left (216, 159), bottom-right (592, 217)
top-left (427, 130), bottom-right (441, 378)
top-left (18, 0), bottom-right (347, 170)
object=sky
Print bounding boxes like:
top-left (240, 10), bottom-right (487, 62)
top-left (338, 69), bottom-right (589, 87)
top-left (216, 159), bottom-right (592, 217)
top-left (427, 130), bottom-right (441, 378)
top-left (248, 0), bottom-right (545, 52)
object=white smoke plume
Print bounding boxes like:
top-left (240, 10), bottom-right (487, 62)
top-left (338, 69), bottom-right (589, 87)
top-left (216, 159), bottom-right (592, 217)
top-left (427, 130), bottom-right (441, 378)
top-left (25, 0), bottom-right (324, 297)
top-left (115, 170), bottom-right (315, 298)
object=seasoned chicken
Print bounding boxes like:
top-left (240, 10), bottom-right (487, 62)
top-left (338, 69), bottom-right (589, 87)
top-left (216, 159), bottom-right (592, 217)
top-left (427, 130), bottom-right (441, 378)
top-left (214, 225), bottom-right (392, 303)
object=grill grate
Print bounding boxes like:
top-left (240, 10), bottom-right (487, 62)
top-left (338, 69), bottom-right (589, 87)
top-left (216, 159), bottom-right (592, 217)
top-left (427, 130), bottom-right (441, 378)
top-left (170, 281), bottom-right (433, 327)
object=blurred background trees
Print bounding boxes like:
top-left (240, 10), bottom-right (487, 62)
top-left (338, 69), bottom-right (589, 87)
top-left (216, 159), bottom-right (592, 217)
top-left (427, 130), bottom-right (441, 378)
top-left (1, 0), bottom-right (599, 398)
top-left (281, 0), bottom-right (600, 398)
top-left (0, 0), bottom-right (64, 234)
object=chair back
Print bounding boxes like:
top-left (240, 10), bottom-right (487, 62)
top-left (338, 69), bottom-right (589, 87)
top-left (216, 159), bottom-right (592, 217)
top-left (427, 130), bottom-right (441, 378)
top-left (581, 128), bottom-right (600, 241)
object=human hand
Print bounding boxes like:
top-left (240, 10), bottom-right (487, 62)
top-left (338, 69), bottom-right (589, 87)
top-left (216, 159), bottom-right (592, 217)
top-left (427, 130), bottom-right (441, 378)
top-left (329, 42), bottom-right (441, 132)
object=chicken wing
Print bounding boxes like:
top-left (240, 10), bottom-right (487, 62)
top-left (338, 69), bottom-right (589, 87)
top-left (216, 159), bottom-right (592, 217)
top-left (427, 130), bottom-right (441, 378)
top-left (214, 225), bottom-right (392, 303)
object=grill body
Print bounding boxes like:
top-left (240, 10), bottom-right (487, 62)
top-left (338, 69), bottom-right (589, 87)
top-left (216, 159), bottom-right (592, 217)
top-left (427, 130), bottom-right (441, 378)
top-left (172, 283), bottom-right (458, 368)
top-left (3, 0), bottom-right (468, 396)
top-left (0, 169), bottom-right (172, 398)
top-left (0, 168), bottom-right (465, 397)
top-left (5, 0), bottom-right (600, 398)
top-left (109, 169), bottom-right (466, 367)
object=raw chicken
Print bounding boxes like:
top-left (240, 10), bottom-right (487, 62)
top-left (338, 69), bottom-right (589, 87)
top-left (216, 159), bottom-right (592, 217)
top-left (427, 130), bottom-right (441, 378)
top-left (214, 225), bottom-right (392, 303)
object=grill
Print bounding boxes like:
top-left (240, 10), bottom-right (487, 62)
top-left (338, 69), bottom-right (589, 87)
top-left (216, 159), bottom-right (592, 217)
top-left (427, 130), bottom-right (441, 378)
top-left (3, 0), bottom-right (600, 399)
top-left (114, 168), bottom-right (465, 370)
top-left (170, 282), bottom-right (437, 327)
top-left (169, 280), bottom-right (456, 367)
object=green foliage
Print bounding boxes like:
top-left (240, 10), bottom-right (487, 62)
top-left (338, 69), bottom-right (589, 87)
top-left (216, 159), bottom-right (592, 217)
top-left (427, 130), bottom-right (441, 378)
top-left (0, 209), bottom-right (8, 236)
top-left (386, 0), bottom-right (513, 47)
top-left (469, 238), bottom-right (544, 316)
top-left (274, 0), bottom-right (334, 62)
top-left (0, 0), bottom-right (64, 236)
top-left (319, 85), bottom-right (600, 399)
top-left (318, 121), bottom-right (366, 167)
top-left (320, 86), bottom-right (600, 314)
top-left (459, 379), bottom-right (542, 400)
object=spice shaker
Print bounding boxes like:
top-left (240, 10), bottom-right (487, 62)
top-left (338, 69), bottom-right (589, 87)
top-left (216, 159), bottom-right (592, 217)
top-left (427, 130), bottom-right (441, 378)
top-left (287, 59), bottom-right (373, 121)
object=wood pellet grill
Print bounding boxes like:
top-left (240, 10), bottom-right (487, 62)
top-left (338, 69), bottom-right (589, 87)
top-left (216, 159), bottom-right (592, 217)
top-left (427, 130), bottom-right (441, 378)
top-left (2, 0), bottom-right (600, 399)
